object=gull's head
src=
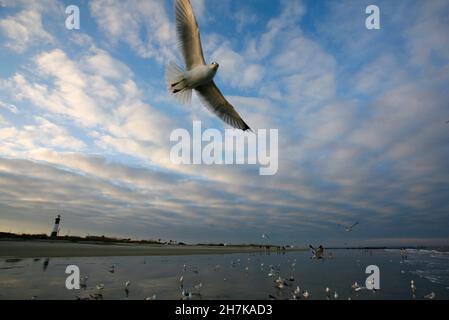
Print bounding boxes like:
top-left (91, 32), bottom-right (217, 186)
top-left (211, 62), bottom-right (219, 70)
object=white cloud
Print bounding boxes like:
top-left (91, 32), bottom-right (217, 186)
top-left (89, 0), bottom-right (175, 61)
top-left (1, 0), bottom-right (449, 244)
top-left (0, 101), bottom-right (18, 113)
top-left (405, 0), bottom-right (449, 67)
top-left (0, 1), bottom-right (56, 52)
top-left (0, 41), bottom-right (181, 186)
top-left (233, 7), bottom-right (259, 32)
top-left (245, 0), bottom-right (305, 60)
top-left (352, 54), bottom-right (407, 94)
top-left (2, 46), bottom-right (173, 145)
top-left (0, 116), bottom-right (85, 154)
top-left (211, 42), bottom-right (265, 89)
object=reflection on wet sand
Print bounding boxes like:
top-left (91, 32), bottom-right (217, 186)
top-left (0, 249), bottom-right (448, 300)
top-left (43, 258), bottom-right (50, 271)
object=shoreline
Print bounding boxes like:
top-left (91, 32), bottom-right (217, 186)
top-left (0, 240), bottom-right (305, 258)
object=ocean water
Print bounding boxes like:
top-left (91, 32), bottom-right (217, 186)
top-left (0, 249), bottom-right (448, 300)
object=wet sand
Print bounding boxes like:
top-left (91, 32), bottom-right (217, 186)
top-left (1, 249), bottom-right (449, 300)
top-left (0, 240), bottom-right (302, 258)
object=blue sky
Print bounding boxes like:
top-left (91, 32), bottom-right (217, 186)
top-left (0, 0), bottom-right (448, 246)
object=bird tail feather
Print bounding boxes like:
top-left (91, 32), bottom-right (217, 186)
top-left (166, 62), bottom-right (192, 105)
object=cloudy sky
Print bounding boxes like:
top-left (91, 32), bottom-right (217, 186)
top-left (0, 0), bottom-right (448, 246)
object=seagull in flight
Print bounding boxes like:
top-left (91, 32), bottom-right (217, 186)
top-left (309, 245), bottom-right (325, 260)
top-left (341, 222), bottom-right (359, 232)
top-left (262, 233), bottom-right (271, 240)
top-left (166, 0), bottom-right (251, 131)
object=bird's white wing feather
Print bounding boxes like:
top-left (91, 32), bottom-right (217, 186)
top-left (195, 81), bottom-right (251, 131)
top-left (175, 0), bottom-right (206, 70)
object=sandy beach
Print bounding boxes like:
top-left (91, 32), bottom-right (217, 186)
top-left (0, 240), bottom-right (302, 258)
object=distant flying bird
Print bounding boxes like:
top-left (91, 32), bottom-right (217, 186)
top-left (341, 222), bottom-right (359, 232)
top-left (166, 0), bottom-right (251, 131)
top-left (309, 245), bottom-right (325, 259)
top-left (262, 233), bottom-right (270, 240)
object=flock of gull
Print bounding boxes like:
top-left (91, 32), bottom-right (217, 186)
top-left (68, 247), bottom-right (437, 301)
top-left (10, 225), bottom-right (437, 300)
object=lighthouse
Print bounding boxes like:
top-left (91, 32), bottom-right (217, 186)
top-left (50, 214), bottom-right (61, 238)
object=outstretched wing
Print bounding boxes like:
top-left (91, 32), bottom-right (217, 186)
top-left (195, 81), bottom-right (251, 131)
top-left (309, 245), bottom-right (316, 255)
top-left (175, 0), bottom-right (206, 70)
top-left (350, 222), bottom-right (359, 229)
